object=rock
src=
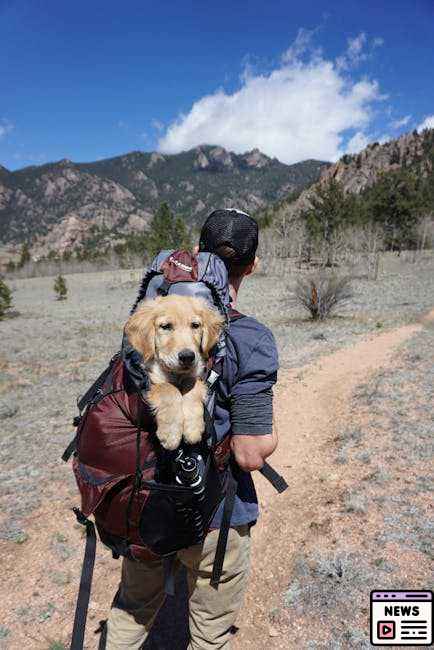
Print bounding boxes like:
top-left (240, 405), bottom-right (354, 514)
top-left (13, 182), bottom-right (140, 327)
top-left (241, 148), bottom-right (271, 168)
top-left (0, 402), bottom-right (19, 419)
top-left (269, 625), bottom-right (280, 637)
top-left (209, 147), bottom-right (234, 168)
top-left (194, 149), bottom-right (210, 170)
top-left (148, 152), bottom-right (165, 167)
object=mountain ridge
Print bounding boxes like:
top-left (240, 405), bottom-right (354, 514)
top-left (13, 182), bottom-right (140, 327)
top-left (0, 145), bottom-right (329, 256)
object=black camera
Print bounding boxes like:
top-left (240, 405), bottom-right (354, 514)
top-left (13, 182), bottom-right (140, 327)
top-left (172, 446), bottom-right (207, 541)
top-left (173, 447), bottom-right (206, 502)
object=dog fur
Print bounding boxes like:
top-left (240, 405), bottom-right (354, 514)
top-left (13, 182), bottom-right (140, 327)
top-left (125, 295), bottom-right (224, 450)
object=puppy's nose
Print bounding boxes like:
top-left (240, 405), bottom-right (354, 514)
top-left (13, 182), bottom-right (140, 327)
top-left (178, 349), bottom-right (196, 365)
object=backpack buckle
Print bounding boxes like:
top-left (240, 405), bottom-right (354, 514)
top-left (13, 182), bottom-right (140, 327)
top-left (73, 415), bottom-right (82, 427)
top-left (206, 370), bottom-right (219, 389)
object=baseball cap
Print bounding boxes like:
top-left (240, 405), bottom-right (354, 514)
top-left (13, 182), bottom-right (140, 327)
top-left (199, 209), bottom-right (259, 265)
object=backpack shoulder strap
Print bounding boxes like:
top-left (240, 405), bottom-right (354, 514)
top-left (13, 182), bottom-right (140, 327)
top-left (130, 269), bottom-right (162, 314)
top-left (77, 353), bottom-right (120, 413)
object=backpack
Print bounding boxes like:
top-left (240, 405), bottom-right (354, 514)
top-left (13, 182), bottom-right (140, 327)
top-left (63, 249), bottom-right (287, 650)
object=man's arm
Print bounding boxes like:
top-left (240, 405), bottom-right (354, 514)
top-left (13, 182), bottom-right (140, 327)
top-left (228, 327), bottom-right (279, 472)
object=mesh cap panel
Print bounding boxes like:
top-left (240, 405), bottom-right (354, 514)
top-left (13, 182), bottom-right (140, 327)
top-left (199, 209), bottom-right (258, 264)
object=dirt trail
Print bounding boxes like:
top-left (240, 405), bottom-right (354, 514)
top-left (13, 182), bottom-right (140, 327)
top-left (1, 311), bottom-right (432, 649)
top-left (233, 311), bottom-right (433, 649)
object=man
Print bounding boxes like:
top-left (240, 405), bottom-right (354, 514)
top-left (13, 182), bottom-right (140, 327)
top-left (107, 208), bottom-right (279, 649)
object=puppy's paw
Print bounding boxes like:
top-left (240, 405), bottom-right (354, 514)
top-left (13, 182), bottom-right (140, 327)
top-left (182, 416), bottom-right (205, 445)
top-left (156, 427), bottom-right (183, 451)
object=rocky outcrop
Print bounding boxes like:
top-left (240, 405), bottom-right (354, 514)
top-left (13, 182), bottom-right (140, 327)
top-left (278, 128), bottom-right (434, 223)
top-left (193, 148), bottom-right (210, 170)
top-left (148, 152), bottom-right (165, 168)
top-left (241, 148), bottom-right (271, 169)
top-left (321, 130), bottom-right (431, 194)
top-left (37, 215), bottom-right (89, 255)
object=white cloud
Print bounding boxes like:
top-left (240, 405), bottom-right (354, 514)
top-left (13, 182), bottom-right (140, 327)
top-left (158, 33), bottom-right (384, 164)
top-left (346, 131), bottom-right (370, 154)
top-left (417, 114), bottom-right (434, 132)
top-left (0, 119), bottom-right (14, 139)
top-left (390, 115), bottom-right (411, 129)
top-left (281, 27), bottom-right (322, 64)
top-left (151, 119), bottom-right (164, 132)
top-left (335, 32), bottom-right (383, 71)
top-left (117, 120), bottom-right (128, 129)
top-left (346, 32), bottom-right (367, 65)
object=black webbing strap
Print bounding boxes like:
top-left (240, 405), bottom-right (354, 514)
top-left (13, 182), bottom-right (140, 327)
top-left (62, 436), bottom-right (77, 462)
top-left (259, 462), bottom-right (288, 494)
top-left (70, 509), bottom-right (97, 650)
top-left (210, 471), bottom-right (237, 588)
top-left (95, 619), bottom-right (108, 649)
top-left (163, 554), bottom-right (177, 597)
top-left (77, 354), bottom-right (119, 413)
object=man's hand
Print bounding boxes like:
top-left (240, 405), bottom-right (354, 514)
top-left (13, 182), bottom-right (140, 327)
top-left (230, 427), bottom-right (278, 472)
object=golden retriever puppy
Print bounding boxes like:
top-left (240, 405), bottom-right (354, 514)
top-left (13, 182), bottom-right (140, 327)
top-left (125, 295), bottom-right (224, 450)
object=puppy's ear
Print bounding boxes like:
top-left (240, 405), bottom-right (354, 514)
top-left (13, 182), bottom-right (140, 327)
top-left (124, 302), bottom-right (157, 361)
top-left (200, 305), bottom-right (225, 356)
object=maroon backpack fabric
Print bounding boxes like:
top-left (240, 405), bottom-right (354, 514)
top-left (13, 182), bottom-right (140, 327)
top-left (71, 353), bottom-right (231, 564)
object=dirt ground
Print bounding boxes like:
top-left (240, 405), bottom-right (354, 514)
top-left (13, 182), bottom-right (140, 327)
top-left (0, 256), bottom-right (433, 649)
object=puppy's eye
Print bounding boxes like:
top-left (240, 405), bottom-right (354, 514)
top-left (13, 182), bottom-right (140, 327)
top-left (191, 322), bottom-right (201, 329)
top-left (160, 323), bottom-right (173, 331)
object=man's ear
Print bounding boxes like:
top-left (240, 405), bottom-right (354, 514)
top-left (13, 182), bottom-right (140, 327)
top-left (193, 244), bottom-right (199, 254)
top-left (243, 256), bottom-right (259, 277)
top-left (200, 305), bottom-right (225, 356)
top-left (124, 302), bottom-right (157, 362)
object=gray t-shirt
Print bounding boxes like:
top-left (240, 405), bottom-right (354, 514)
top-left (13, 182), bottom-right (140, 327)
top-left (209, 313), bottom-right (279, 528)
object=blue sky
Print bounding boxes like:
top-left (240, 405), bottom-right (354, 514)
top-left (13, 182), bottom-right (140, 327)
top-left (1, 0), bottom-right (433, 170)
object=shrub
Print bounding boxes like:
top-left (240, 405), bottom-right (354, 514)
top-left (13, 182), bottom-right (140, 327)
top-left (292, 273), bottom-right (352, 320)
top-left (54, 274), bottom-right (68, 300)
top-left (0, 277), bottom-right (12, 319)
top-left (48, 641), bottom-right (67, 650)
top-left (18, 242), bottom-right (31, 268)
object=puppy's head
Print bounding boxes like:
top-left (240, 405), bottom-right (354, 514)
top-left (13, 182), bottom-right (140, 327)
top-left (125, 295), bottom-right (224, 375)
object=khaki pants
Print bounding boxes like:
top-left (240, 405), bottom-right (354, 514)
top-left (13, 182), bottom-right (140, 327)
top-left (106, 525), bottom-right (251, 650)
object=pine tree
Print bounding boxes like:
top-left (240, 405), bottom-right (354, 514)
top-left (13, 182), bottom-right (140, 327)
top-left (54, 274), bottom-right (68, 300)
top-left (172, 215), bottom-right (192, 250)
top-left (18, 242), bottom-right (31, 268)
top-left (0, 277), bottom-right (12, 319)
top-left (363, 170), bottom-right (423, 250)
top-left (147, 203), bottom-right (191, 257)
top-left (301, 179), bottom-right (355, 265)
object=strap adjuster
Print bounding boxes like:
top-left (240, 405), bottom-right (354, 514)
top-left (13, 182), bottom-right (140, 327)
top-left (73, 507), bottom-right (90, 527)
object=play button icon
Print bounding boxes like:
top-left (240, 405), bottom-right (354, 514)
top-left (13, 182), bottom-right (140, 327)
top-left (378, 621), bottom-right (396, 639)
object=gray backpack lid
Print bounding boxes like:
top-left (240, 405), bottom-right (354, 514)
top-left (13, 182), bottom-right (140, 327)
top-left (131, 249), bottom-right (230, 316)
